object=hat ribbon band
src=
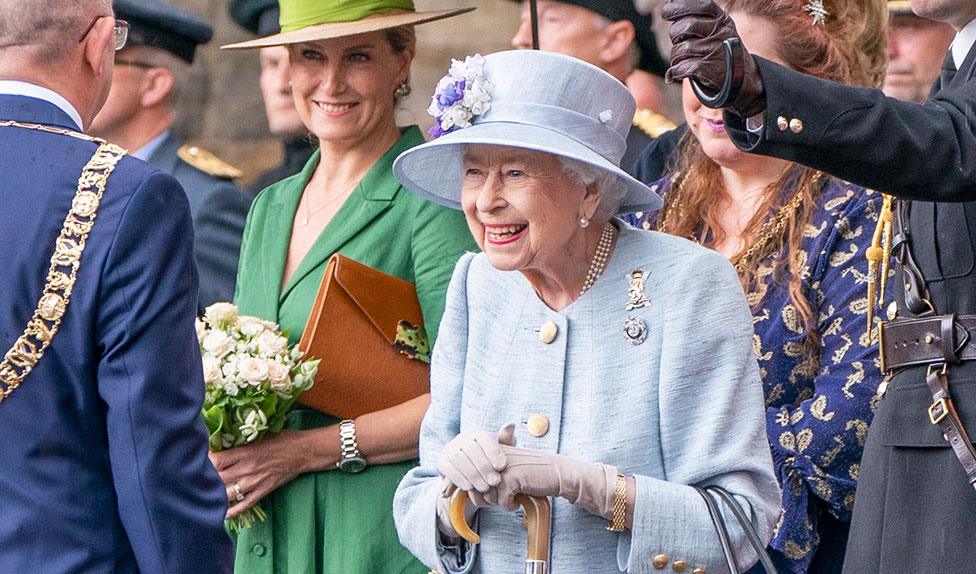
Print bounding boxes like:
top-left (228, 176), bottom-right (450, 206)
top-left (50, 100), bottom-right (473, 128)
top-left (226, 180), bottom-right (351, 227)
top-left (280, 0), bottom-right (415, 32)
top-left (475, 101), bottom-right (627, 165)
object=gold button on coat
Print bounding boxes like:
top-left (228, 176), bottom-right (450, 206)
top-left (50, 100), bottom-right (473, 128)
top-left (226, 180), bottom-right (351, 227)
top-left (527, 415), bottom-right (549, 437)
top-left (672, 560), bottom-right (688, 571)
top-left (692, 569), bottom-right (706, 574)
top-left (652, 554), bottom-right (669, 569)
top-left (539, 321), bottom-right (558, 344)
top-left (789, 118), bottom-right (804, 133)
top-left (777, 116), bottom-right (788, 131)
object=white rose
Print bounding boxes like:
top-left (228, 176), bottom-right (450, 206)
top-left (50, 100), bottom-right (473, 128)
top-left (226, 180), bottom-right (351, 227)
top-left (238, 357), bottom-right (269, 384)
top-left (238, 316), bottom-right (266, 338)
top-left (204, 302), bottom-right (238, 325)
top-left (222, 355), bottom-right (239, 378)
top-left (202, 354), bottom-right (221, 383)
top-left (202, 330), bottom-right (234, 359)
top-left (257, 330), bottom-right (288, 356)
top-left (195, 318), bottom-right (206, 342)
top-left (267, 360), bottom-right (290, 385)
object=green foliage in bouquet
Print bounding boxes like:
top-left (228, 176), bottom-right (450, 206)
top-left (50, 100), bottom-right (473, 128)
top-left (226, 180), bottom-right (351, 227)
top-left (197, 302), bottom-right (319, 532)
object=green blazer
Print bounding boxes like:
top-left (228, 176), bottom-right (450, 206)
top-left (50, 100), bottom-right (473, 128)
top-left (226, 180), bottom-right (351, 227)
top-left (231, 126), bottom-right (476, 574)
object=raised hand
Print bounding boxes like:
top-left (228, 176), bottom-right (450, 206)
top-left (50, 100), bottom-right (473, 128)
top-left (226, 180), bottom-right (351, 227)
top-left (662, 0), bottom-right (766, 116)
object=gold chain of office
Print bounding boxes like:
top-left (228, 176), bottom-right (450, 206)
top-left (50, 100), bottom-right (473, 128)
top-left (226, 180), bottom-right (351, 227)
top-left (0, 120), bottom-right (126, 404)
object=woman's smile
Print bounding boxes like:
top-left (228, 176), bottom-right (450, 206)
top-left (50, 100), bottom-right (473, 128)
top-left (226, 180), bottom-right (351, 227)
top-left (483, 223), bottom-right (528, 246)
top-left (315, 100), bottom-right (358, 116)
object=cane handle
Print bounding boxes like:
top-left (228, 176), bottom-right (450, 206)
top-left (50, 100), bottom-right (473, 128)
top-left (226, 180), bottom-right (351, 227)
top-left (448, 490), bottom-right (551, 566)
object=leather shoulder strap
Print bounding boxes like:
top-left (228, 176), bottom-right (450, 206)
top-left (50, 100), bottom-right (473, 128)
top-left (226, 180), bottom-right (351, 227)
top-left (0, 141), bottom-right (127, 403)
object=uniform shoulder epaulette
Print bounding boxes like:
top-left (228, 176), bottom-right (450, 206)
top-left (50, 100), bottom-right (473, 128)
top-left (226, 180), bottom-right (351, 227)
top-left (632, 108), bottom-right (677, 139)
top-left (177, 145), bottom-right (243, 180)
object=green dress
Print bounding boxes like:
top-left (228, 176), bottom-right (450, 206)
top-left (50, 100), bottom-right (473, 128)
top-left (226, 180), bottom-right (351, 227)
top-left (232, 126), bottom-right (477, 574)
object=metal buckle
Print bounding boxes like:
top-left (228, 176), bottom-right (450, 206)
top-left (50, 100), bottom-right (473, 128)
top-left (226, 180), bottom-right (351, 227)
top-left (929, 398), bottom-right (950, 425)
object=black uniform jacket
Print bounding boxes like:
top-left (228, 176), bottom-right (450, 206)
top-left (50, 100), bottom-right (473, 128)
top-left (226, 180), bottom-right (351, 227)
top-left (146, 133), bottom-right (252, 312)
top-left (723, 47), bottom-right (976, 573)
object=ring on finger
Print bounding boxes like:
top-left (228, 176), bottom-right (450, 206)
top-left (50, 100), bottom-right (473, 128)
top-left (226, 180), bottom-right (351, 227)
top-left (233, 481), bottom-right (245, 503)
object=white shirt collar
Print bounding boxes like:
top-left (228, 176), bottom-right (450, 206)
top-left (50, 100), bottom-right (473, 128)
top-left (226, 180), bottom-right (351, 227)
top-left (0, 80), bottom-right (84, 130)
top-left (132, 130), bottom-right (170, 161)
top-left (951, 17), bottom-right (976, 69)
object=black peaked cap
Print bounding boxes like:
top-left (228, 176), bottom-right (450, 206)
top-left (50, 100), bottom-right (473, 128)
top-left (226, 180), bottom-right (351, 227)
top-left (114, 0), bottom-right (214, 63)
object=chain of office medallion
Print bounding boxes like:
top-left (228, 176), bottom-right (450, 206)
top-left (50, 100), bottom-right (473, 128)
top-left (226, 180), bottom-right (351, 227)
top-left (0, 121), bottom-right (125, 403)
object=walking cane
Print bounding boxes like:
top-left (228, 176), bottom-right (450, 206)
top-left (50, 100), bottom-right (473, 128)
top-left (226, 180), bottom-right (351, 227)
top-left (450, 490), bottom-right (552, 574)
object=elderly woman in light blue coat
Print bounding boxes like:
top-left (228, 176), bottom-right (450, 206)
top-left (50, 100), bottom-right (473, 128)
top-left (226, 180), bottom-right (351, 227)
top-left (392, 50), bottom-right (780, 574)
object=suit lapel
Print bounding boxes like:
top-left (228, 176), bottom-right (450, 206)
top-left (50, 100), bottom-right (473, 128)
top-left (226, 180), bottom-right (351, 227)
top-left (278, 126), bottom-right (424, 304)
top-left (954, 41), bottom-right (976, 87)
top-left (277, 176), bottom-right (392, 304)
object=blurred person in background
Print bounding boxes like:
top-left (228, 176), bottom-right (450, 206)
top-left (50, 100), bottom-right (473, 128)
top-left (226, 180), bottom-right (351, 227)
top-left (884, 0), bottom-right (954, 102)
top-left (229, 0), bottom-right (317, 194)
top-left (89, 0), bottom-right (252, 312)
top-left (510, 0), bottom-right (676, 174)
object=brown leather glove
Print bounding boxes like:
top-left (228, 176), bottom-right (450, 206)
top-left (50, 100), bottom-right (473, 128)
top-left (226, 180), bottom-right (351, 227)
top-left (662, 0), bottom-right (766, 117)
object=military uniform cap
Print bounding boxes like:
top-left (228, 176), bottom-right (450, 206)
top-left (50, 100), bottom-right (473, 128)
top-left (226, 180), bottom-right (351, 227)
top-left (113, 0), bottom-right (214, 63)
top-left (229, 0), bottom-right (281, 36)
top-left (509, 0), bottom-right (667, 77)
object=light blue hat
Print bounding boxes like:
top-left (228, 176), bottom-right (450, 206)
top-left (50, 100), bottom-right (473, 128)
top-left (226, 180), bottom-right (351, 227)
top-left (393, 50), bottom-right (663, 214)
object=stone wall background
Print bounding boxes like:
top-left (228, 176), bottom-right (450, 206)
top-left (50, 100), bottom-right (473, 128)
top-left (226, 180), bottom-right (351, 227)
top-left (167, 0), bottom-right (678, 187)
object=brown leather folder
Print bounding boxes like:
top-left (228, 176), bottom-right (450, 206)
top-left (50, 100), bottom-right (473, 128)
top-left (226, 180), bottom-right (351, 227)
top-left (297, 254), bottom-right (430, 419)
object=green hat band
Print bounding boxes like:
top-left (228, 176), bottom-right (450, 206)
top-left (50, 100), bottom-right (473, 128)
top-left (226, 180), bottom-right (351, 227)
top-left (280, 0), bottom-right (416, 32)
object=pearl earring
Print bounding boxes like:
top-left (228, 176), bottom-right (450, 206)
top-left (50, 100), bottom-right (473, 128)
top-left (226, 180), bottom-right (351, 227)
top-left (394, 82), bottom-right (411, 99)
top-left (579, 217), bottom-right (590, 228)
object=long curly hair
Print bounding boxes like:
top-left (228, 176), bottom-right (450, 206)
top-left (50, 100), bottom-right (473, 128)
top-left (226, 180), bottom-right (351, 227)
top-left (658, 0), bottom-right (886, 335)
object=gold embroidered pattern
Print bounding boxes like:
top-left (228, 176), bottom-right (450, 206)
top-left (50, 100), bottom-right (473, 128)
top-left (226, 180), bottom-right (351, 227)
top-left (0, 122), bottom-right (125, 403)
top-left (810, 395), bottom-right (836, 421)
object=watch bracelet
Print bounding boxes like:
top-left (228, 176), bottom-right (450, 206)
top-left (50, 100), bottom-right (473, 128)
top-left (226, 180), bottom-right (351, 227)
top-left (606, 473), bottom-right (627, 532)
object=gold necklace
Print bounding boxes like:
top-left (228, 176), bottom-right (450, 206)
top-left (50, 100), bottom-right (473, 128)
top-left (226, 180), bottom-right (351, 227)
top-left (659, 170), bottom-right (820, 272)
top-left (300, 182), bottom-right (357, 226)
top-left (731, 187), bottom-right (807, 273)
top-left (580, 222), bottom-right (616, 297)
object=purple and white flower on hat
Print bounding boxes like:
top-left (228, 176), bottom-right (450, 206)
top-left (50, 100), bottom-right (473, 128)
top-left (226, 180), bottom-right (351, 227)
top-left (427, 54), bottom-right (493, 139)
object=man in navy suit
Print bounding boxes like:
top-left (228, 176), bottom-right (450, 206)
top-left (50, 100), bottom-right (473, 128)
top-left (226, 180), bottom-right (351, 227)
top-left (0, 0), bottom-right (232, 571)
top-left (89, 0), bottom-right (252, 312)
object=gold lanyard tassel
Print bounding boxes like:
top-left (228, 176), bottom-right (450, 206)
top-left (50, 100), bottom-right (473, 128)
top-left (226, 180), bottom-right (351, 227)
top-left (865, 193), bottom-right (895, 342)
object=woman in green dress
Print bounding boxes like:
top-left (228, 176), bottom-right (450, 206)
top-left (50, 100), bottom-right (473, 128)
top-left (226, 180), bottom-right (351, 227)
top-left (214, 2), bottom-right (477, 572)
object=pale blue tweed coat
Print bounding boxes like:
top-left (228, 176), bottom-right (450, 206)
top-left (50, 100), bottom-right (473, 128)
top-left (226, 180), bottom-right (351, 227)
top-left (394, 223), bottom-right (781, 573)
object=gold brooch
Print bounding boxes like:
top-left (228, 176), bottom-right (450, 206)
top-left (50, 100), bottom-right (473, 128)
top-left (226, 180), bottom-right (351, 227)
top-left (625, 269), bottom-right (650, 311)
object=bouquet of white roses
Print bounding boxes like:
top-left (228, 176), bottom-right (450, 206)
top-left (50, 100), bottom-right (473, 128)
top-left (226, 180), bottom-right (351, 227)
top-left (197, 302), bottom-right (319, 532)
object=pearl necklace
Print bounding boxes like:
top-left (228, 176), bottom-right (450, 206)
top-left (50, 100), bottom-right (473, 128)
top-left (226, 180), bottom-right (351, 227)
top-left (579, 222), bottom-right (615, 297)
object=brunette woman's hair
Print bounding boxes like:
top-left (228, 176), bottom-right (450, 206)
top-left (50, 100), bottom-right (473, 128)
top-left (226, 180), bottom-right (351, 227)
top-left (658, 0), bottom-right (886, 337)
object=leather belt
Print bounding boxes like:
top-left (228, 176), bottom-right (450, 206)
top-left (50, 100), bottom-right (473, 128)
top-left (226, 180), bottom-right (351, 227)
top-left (926, 365), bottom-right (976, 490)
top-left (881, 314), bottom-right (976, 491)
top-left (879, 314), bottom-right (976, 373)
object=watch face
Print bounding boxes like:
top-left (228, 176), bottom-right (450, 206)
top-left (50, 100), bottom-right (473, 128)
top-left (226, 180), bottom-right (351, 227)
top-left (340, 457), bottom-right (367, 474)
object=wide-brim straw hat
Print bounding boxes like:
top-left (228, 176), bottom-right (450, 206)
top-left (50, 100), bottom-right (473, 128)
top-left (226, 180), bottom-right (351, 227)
top-left (393, 50), bottom-right (662, 214)
top-left (222, 0), bottom-right (474, 50)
